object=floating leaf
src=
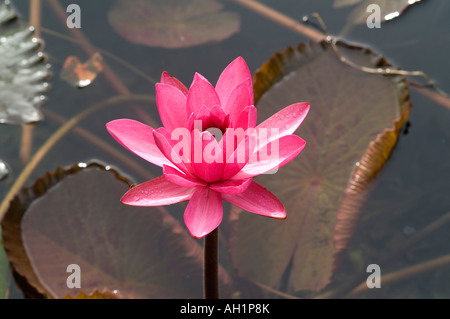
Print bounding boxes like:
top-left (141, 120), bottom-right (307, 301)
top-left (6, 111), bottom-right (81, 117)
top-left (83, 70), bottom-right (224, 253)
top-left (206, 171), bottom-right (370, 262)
top-left (1, 162), bottom-right (233, 298)
top-left (108, 0), bottom-right (240, 49)
top-left (0, 2), bottom-right (51, 124)
top-left (60, 52), bottom-right (103, 88)
top-left (62, 289), bottom-right (121, 299)
top-left (229, 40), bottom-right (411, 293)
top-left (334, 0), bottom-right (424, 24)
top-left (0, 158), bottom-right (9, 181)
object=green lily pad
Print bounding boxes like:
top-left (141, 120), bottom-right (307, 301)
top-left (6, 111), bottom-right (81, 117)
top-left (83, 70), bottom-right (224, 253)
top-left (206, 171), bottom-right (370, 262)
top-left (0, 2), bottom-right (51, 124)
top-left (108, 0), bottom-right (240, 49)
top-left (1, 162), bottom-right (233, 298)
top-left (229, 40), bottom-right (411, 293)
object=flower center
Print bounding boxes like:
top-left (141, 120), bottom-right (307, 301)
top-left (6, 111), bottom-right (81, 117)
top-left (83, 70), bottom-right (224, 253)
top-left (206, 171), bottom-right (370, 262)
top-left (204, 126), bottom-right (226, 142)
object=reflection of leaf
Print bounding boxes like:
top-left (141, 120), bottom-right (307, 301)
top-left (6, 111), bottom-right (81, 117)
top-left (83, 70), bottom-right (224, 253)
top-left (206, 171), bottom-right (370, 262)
top-left (229, 40), bottom-right (411, 293)
top-left (60, 52), bottom-right (103, 88)
top-left (0, 2), bottom-right (51, 124)
top-left (334, 0), bottom-right (424, 24)
top-left (108, 0), bottom-right (240, 49)
top-left (1, 162), bottom-right (233, 298)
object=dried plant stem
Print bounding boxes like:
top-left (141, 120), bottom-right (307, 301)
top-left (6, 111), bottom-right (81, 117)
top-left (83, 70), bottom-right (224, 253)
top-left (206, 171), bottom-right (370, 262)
top-left (204, 228), bottom-right (219, 299)
top-left (19, 125), bottom-right (34, 164)
top-left (21, 24), bottom-right (156, 84)
top-left (233, 2), bottom-right (450, 109)
top-left (20, 0), bottom-right (42, 164)
top-left (16, 21), bottom-right (156, 85)
top-left (343, 211), bottom-right (450, 297)
top-left (318, 210), bottom-right (450, 299)
top-left (379, 211), bottom-right (450, 265)
top-left (409, 81), bottom-right (450, 110)
top-left (347, 254), bottom-right (450, 297)
top-left (0, 94), bottom-right (155, 222)
top-left (232, 0), bottom-right (326, 42)
top-left (30, 0), bottom-right (42, 29)
top-left (45, 0), bottom-right (158, 128)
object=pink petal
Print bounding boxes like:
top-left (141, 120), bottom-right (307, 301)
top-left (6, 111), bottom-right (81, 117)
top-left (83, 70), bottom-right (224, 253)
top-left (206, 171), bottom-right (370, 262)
top-left (187, 73), bottom-right (221, 115)
top-left (233, 135), bottom-right (306, 179)
top-left (257, 102), bottom-right (310, 145)
top-left (106, 119), bottom-right (172, 168)
top-left (163, 165), bottom-right (206, 188)
top-left (184, 187), bottom-right (223, 239)
top-left (191, 130), bottom-right (225, 183)
top-left (223, 79), bottom-right (253, 125)
top-left (195, 104), bottom-right (229, 132)
top-left (210, 178), bottom-right (252, 195)
top-left (222, 181), bottom-right (286, 219)
top-left (222, 132), bottom-right (255, 180)
top-left (121, 176), bottom-right (195, 206)
top-left (153, 127), bottom-right (191, 174)
top-left (233, 105), bottom-right (257, 130)
top-left (155, 83), bottom-right (188, 131)
top-left (187, 112), bottom-right (195, 131)
top-left (160, 71), bottom-right (189, 96)
top-left (215, 57), bottom-right (253, 108)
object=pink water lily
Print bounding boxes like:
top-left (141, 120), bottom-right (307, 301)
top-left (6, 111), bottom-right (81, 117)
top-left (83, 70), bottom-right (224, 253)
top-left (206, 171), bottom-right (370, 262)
top-left (106, 57), bottom-right (309, 239)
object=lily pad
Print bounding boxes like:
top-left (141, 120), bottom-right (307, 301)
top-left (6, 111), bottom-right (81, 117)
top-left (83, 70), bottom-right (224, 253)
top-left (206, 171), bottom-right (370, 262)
top-left (1, 162), bottom-right (233, 298)
top-left (108, 0), bottom-right (240, 49)
top-left (229, 40), bottom-right (411, 293)
top-left (334, 0), bottom-right (425, 24)
top-left (0, 2), bottom-right (51, 124)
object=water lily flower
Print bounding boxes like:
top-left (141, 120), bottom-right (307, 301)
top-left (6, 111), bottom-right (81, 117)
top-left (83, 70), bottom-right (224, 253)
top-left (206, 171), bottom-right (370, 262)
top-left (106, 57), bottom-right (309, 239)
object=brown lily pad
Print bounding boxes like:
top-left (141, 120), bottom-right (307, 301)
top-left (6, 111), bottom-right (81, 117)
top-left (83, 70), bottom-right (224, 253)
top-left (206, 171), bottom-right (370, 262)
top-left (108, 0), bottom-right (240, 49)
top-left (229, 40), bottom-right (411, 293)
top-left (1, 162), bottom-right (233, 298)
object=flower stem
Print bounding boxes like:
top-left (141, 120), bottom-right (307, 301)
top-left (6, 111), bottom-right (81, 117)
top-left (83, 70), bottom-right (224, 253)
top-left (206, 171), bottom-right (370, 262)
top-left (203, 228), bottom-right (219, 299)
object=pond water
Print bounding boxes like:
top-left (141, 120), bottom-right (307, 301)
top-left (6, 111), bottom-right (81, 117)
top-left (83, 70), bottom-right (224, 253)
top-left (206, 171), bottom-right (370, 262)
top-left (1, 0), bottom-right (449, 299)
